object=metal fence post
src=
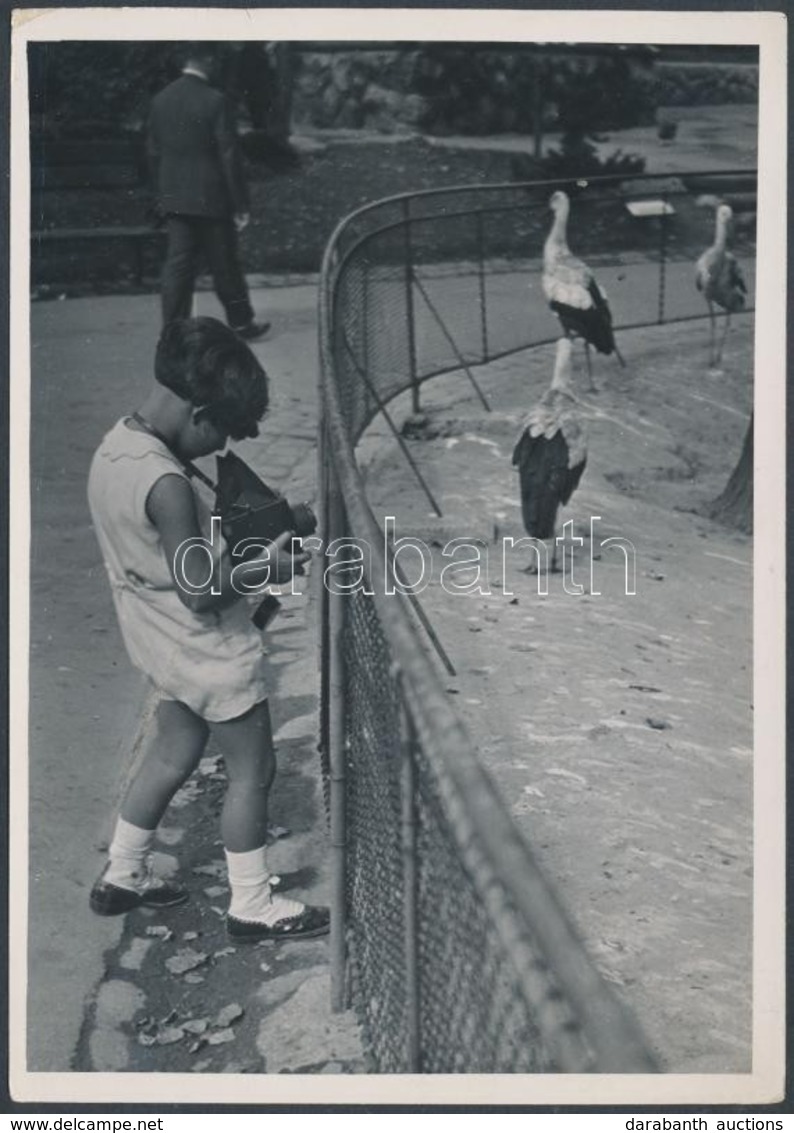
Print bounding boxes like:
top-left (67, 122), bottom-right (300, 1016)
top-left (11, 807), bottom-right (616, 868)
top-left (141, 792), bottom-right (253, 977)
top-left (317, 410), bottom-right (330, 764)
top-left (658, 195), bottom-right (669, 325)
top-left (397, 671), bottom-right (421, 1071)
top-left (402, 198), bottom-right (420, 414)
top-left (328, 469), bottom-right (348, 1012)
top-left (476, 210), bottom-right (489, 364)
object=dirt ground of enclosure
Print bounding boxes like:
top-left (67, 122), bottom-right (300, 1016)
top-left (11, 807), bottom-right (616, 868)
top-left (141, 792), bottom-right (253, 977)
top-left (360, 318), bottom-right (754, 1073)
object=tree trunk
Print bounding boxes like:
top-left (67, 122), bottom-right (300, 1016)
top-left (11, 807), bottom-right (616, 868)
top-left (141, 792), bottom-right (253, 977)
top-left (708, 413), bottom-right (753, 533)
top-left (268, 43), bottom-right (294, 147)
top-left (230, 42), bottom-right (294, 152)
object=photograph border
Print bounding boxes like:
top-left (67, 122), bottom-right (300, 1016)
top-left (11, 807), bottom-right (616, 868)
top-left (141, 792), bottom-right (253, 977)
top-left (7, 5), bottom-right (788, 1109)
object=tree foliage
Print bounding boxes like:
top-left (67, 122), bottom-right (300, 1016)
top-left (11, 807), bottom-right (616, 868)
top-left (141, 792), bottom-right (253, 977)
top-left (28, 41), bottom-right (293, 147)
top-left (29, 42), bottom-right (181, 136)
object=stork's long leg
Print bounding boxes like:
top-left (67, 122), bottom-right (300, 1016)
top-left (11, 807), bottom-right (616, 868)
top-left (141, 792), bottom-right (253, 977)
top-left (707, 300), bottom-right (717, 367)
top-left (716, 311), bottom-right (731, 365)
top-left (613, 341), bottom-right (627, 368)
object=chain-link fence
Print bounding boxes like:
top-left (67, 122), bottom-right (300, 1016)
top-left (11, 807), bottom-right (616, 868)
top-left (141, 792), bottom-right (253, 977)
top-left (317, 170), bottom-right (756, 1073)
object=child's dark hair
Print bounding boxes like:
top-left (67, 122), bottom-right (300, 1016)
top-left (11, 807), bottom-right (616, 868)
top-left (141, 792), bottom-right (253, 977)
top-left (155, 318), bottom-right (268, 440)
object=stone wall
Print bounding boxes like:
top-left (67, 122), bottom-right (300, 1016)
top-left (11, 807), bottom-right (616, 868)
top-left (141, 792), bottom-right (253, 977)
top-left (656, 62), bottom-right (758, 107)
top-left (291, 48), bottom-right (758, 136)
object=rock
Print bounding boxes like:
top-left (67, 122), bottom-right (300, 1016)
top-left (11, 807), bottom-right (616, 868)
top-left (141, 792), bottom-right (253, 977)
top-left (214, 1003), bottom-right (245, 1029)
top-left (145, 925), bottom-right (174, 941)
top-left (156, 1026), bottom-right (186, 1046)
top-left (222, 1060), bottom-right (260, 1074)
top-left (207, 1028), bottom-right (236, 1046)
top-left (266, 823), bottom-right (290, 842)
top-left (183, 974), bottom-right (205, 985)
top-left (138, 1033), bottom-right (157, 1047)
top-left (363, 82), bottom-right (405, 119)
top-left (192, 862), bottom-right (226, 878)
top-left (320, 85), bottom-right (342, 123)
top-left (183, 1018), bottom-right (209, 1035)
top-left (183, 931), bottom-right (199, 941)
top-left (198, 755), bottom-right (223, 776)
top-left (402, 93), bottom-right (430, 126)
top-left (165, 948), bottom-right (209, 976)
top-left (256, 972), bottom-right (363, 1073)
top-left (170, 781), bottom-right (203, 808)
top-left (646, 717), bottom-right (672, 731)
top-left (330, 56), bottom-right (353, 93)
top-left (119, 938), bottom-right (153, 971)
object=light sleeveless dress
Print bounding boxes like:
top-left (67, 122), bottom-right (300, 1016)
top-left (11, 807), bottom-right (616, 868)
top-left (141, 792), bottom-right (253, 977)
top-left (87, 419), bottom-right (269, 722)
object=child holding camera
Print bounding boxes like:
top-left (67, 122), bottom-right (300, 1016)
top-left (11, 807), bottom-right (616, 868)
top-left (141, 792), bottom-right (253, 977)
top-left (87, 317), bottom-right (329, 941)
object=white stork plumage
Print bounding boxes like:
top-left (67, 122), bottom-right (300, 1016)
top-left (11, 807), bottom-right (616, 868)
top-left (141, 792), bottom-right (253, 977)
top-left (695, 203), bottom-right (747, 368)
top-left (542, 190), bottom-right (625, 392)
top-left (512, 338), bottom-right (587, 573)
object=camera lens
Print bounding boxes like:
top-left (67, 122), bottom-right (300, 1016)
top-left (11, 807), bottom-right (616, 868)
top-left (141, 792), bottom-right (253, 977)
top-left (291, 503), bottom-right (318, 539)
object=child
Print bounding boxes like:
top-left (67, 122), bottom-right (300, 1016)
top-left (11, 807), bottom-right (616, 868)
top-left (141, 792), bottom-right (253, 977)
top-left (87, 317), bottom-right (329, 941)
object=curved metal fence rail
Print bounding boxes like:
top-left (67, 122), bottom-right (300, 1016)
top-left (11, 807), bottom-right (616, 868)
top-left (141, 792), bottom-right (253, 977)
top-left (317, 169), bottom-right (756, 1073)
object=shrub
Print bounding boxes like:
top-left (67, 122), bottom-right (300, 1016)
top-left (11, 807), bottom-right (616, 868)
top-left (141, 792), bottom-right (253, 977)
top-left (540, 134), bottom-right (646, 180)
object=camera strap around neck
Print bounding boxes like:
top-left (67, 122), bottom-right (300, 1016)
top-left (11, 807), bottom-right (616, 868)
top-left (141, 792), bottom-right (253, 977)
top-left (130, 411), bottom-right (217, 492)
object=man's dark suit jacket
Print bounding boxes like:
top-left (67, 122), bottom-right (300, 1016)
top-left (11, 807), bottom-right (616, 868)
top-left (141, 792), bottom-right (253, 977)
top-left (147, 73), bottom-right (249, 219)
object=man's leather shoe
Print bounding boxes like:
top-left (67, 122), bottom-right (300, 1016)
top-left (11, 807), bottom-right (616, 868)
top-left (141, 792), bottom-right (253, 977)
top-left (233, 320), bottom-right (271, 342)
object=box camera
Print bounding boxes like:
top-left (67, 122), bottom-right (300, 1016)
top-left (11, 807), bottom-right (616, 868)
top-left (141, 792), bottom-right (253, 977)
top-left (214, 451), bottom-right (317, 629)
top-left (215, 451), bottom-right (317, 554)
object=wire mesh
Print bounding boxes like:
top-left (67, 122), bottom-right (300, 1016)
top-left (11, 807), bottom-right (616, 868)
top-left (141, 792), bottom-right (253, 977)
top-left (319, 169), bottom-right (756, 1074)
top-left (330, 170), bottom-right (756, 442)
top-left (413, 740), bottom-right (573, 1073)
top-left (342, 586), bottom-right (408, 1072)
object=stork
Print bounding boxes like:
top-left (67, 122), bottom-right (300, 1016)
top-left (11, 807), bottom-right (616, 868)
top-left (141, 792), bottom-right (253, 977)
top-left (512, 338), bottom-right (587, 574)
top-left (542, 190), bottom-right (625, 392)
top-left (695, 203), bottom-right (747, 369)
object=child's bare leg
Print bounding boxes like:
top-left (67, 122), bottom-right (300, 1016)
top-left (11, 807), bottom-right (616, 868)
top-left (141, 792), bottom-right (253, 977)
top-left (211, 700), bottom-right (275, 853)
top-left (91, 700), bottom-right (207, 916)
top-left (121, 700), bottom-right (209, 829)
top-left (211, 700), bottom-right (329, 941)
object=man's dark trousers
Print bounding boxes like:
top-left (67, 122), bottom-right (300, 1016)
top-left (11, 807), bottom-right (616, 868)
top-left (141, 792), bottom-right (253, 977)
top-left (161, 215), bottom-right (254, 329)
top-left (148, 70), bottom-right (259, 330)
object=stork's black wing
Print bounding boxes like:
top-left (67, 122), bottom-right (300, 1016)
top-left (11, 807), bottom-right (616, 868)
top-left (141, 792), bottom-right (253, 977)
top-left (513, 429), bottom-right (572, 540)
top-left (560, 457), bottom-right (587, 506)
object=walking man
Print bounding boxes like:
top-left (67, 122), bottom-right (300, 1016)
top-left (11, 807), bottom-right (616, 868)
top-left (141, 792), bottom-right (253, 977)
top-left (147, 43), bottom-right (269, 341)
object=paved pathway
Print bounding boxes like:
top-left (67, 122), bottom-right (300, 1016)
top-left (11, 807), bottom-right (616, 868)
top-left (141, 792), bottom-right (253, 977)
top-left (24, 282), bottom-right (349, 1079)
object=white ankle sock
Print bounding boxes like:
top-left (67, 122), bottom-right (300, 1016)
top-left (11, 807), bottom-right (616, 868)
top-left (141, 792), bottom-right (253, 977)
top-left (106, 817), bottom-right (156, 889)
top-left (225, 846), bottom-right (303, 925)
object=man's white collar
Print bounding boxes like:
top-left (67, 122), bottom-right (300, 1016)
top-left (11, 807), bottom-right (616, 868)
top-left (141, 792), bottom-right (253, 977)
top-left (182, 66), bottom-right (208, 81)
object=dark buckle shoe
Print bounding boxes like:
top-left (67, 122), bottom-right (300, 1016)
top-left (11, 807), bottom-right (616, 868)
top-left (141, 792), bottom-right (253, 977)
top-left (233, 320), bottom-right (271, 342)
top-left (89, 868), bottom-right (188, 917)
top-left (227, 904), bottom-right (330, 942)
